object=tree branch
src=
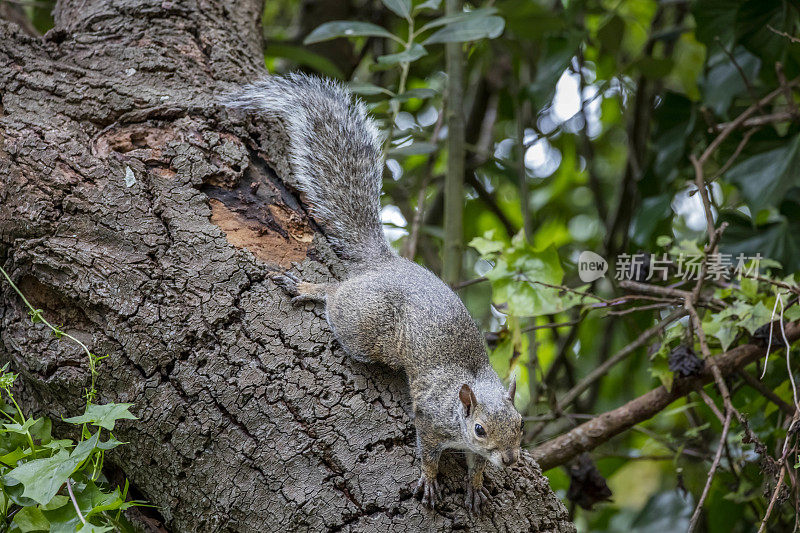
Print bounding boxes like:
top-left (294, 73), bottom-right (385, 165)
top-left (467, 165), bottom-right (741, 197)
top-left (531, 321), bottom-right (800, 471)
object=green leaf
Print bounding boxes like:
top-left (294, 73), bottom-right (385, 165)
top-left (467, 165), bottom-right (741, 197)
top-left (377, 43), bottom-right (428, 64)
top-left (41, 495), bottom-right (70, 511)
top-left (726, 135), bottom-right (800, 214)
top-left (732, 300), bottom-right (775, 335)
top-left (304, 21), bottom-right (398, 45)
top-left (4, 432), bottom-right (108, 505)
top-left (0, 446), bottom-right (27, 467)
top-left (629, 194), bottom-right (673, 246)
top-left (10, 505), bottom-right (49, 532)
top-left (484, 243), bottom-right (566, 317)
top-left (527, 31), bottom-right (584, 107)
top-left (347, 82), bottom-right (395, 96)
top-left (469, 230), bottom-right (505, 257)
top-left (414, 0), bottom-right (441, 12)
top-left (3, 418), bottom-right (36, 435)
top-left (381, 0), bottom-right (411, 19)
top-left (631, 57), bottom-right (675, 79)
top-left (41, 500), bottom-right (82, 533)
top-left (387, 142), bottom-right (437, 156)
top-left (423, 15), bottom-right (505, 44)
top-left (703, 315), bottom-right (738, 351)
top-left (692, 0), bottom-right (737, 49)
top-left (719, 210), bottom-right (800, 273)
top-left (418, 7), bottom-right (497, 32)
top-left (650, 358), bottom-right (674, 391)
top-left (77, 524), bottom-right (113, 533)
top-left (264, 44), bottom-right (345, 79)
top-left (701, 47), bottom-right (761, 117)
top-left (740, 276), bottom-right (759, 300)
top-left (63, 403), bottom-right (137, 432)
top-left (391, 88), bottom-right (438, 102)
top-left (597, 14), bottom-right (624, 57)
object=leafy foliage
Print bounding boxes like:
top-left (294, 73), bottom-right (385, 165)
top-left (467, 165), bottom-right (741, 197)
top-left (0, 267), bottom-right (146, 532)
top-left (272, 0), bottom-right (800, 530)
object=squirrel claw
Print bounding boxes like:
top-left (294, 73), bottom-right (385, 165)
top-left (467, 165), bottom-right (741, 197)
top-left (414, 475), bottom-right (439, 509)
top-left (271, 273), bottom-right (300, 296)
top-left (465, 484), bottom-right (489, 515)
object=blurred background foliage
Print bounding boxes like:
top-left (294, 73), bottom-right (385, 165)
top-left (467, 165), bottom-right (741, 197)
top-left (9, 0), bottom-right (800, 530)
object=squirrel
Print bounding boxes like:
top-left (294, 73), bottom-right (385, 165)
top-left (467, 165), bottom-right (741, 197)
top-left (223, 73), bottom-right (522, 514)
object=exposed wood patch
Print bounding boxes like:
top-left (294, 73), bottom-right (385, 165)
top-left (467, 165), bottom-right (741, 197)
top-left (204, 162), bottom-right (313, 267)
top-left (209, 199), bottom-right (310, 266)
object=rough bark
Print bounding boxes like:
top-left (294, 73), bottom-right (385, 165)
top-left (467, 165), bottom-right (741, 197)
top-left (0, 1), bottom-right (574, 531)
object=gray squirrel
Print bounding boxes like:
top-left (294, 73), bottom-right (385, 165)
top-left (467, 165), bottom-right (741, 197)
top-left (223, 73), bottom-right (522, 514)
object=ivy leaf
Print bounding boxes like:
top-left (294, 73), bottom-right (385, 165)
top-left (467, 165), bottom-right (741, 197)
top-left (304, 21), bottom-right (398, 45)
top-left (701, 47), bottom-right (761, 116)
top-left (485, 244), bottom-right (566, 317)
top-left (649, 357), bottom-right (674, 391)
top-left (423, 14), bottom-right (505, 44)
top-left (726, 134), bottom-right (800, 214)
top-left (10, 505), bottom-right (49, 532)
top-left (381, 0), bottom-right (411, 19)
top-left (80, 480), bottom-right (138, 521)
top-left (703, 315), bottom-right (738, 351)
top-left (732, 300), bottom-right (775, 335)
top-left (0, 446), bottom-right (27, 467)
top-left (63, 403), bottom-right (137, 432)
top-left (3, 418), bottom-right (37, 435)
top-left (77, 524), bottom-right (113, 533)
top-left (41, 501), bottom-right (83, 533)
top-left (469, 230), bottom-right (505, 257)
top-left (377, 43), bottom-right (428, 65)
top-left (5, 432), bottom-right (99, 505)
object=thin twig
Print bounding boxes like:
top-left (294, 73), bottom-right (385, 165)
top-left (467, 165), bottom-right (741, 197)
top-left (737, 369), bottom-right (795, 416)
top-left (522, 319), bottom-right (581, 333)
top-left (687, 409), bottom-right (732, 532)
top-left (556, 309), bottom-right (687, 411)
top-left (67, 477), bottom-right (86, 525)
top-left (710, 127), bottom-right (759, 181)
top-left (606, 302), bottom-right (673, 315)
top-left (712, 110), bottom-right (796, 131)
top-left (701, 81), bottom-right (798, 164)
top-left (776, 63), bottom-right (799, 116)
top-left (768, 25), bottom-right (800, 44)
top-left (758, 411), bottom-right (800, 533)
top-left (697, 388), bottom-right (725, 424)
top-left (451, 276), bottom-right (487, 290)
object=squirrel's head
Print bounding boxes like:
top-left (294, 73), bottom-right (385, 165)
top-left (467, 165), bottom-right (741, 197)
top-left (458, 379), bottom-right (522, 468)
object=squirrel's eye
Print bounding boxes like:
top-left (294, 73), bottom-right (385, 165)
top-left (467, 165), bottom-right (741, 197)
top-left (474, 423), bottom-right (486, 437)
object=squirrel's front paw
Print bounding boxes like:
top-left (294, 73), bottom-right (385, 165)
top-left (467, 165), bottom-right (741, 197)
top-left (465, 482), bottom-right (489, 515)
top-left (271, 272), bottom-right (301, 295)
top-left (414, 474), bottom-right (440, 509)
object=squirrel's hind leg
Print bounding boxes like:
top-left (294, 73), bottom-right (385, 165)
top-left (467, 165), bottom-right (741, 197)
top-left (271, 272), bottom-right (332, 305)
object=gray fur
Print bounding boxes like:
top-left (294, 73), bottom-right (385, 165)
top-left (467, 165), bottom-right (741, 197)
top-left (222, 73), bottom-right (391, 263)
top-left (226, 74), bottom-right (522, 514)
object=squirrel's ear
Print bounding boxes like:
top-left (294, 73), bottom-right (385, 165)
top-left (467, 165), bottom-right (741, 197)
top-left (507, 378), bottom-right (517, 402)
top-left (459, 384), bottom-right (477, 416)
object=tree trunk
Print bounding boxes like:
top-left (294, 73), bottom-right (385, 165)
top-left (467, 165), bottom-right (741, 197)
top-left (0, 2), bottom-right (574, 531)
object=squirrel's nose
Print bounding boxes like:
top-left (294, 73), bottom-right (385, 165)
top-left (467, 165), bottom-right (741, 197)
top-left (501, 451), bottom-right (517, 466)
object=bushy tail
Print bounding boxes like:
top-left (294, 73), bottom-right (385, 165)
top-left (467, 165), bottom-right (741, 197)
top-left (222, 73), bottom-right (392, 263)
